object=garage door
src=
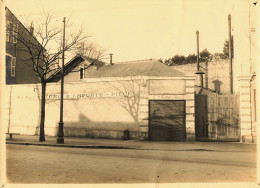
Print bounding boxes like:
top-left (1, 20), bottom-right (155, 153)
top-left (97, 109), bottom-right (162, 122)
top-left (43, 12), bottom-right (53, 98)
top-left (149, 100), bottom-right (186, 141)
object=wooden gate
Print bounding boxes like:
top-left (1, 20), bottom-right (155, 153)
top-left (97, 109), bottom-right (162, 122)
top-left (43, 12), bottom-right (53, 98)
top-left (195, 93), bottom-right (240, 141)
top-left (149, 100), bottom-right (186, 141)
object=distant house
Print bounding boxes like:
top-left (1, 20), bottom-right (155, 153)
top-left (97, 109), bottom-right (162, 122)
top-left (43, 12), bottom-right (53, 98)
top-left (47, 55), bottom-right (105, 83)
top-left (5, 7), bottom-right (41, 84)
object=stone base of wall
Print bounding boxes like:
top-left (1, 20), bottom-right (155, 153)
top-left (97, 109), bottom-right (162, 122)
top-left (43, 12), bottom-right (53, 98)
top-left (241, 135), bottom-right (255, 143)
top-left (139, 132), bottom-right (148, 141)
top-left (64, 127), bottom-right (140, 140)
top-left (186, 134), bottom-right (195, 142)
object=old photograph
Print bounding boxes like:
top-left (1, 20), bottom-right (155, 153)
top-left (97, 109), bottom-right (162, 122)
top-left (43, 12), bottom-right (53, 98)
top-left (0, 0), bottom-right (258, 186)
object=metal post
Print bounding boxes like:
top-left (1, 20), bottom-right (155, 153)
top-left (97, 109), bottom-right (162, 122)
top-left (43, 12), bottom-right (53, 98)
top-left (228, 14), bottom-right (233, 94)
top-left (57, 17), bottom-right (66, 144)
top-left (205, 60), bottom-right (208, 89)
top-left (196, 30), bottom-right (199, 71)
top-left (196, 30), bottom-right (203, 87)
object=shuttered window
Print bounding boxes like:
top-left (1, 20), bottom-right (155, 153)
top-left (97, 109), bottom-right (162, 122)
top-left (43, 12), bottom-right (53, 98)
top-left (13, 23), bottom-right (18, 43)
top-left (11, 57), bottom-right (16, 77)
top-left (6, 21), bottom-right (18, 43)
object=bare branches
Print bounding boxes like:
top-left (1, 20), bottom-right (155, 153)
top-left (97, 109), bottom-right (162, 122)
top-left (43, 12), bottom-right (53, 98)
top-left (75, 41), bottom-right (107, 62)
top-left (109, 79), bottom-right (142, 124)
top-left (7, 11), bottom-right (93, 82)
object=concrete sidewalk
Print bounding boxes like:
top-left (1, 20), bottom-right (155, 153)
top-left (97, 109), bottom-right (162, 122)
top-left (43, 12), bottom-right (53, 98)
top-left (6, 135), bottom-right (256, 152)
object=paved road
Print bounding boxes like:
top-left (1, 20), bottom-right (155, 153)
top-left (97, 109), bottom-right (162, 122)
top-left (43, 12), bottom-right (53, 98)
top-left (6, 144), bottom-right (256, 183)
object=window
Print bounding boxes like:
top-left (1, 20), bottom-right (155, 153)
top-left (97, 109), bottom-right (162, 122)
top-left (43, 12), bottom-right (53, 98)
top-left (6, 20), bottom-right (10, 42)
top-left (6, 21), bottom-right (18, 43)
top-left (11, 57), bottom-right (16, 77)
top-left (13, 23), bottom-right (18, 43)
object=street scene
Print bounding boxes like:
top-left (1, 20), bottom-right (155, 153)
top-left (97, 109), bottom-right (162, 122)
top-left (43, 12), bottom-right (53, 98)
top-left (1, 0), bottom-right (259, 185)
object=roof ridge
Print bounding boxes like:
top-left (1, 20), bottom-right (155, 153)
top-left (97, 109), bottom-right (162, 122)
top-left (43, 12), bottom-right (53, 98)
top-left (115, 59), bottom-right (157, 64)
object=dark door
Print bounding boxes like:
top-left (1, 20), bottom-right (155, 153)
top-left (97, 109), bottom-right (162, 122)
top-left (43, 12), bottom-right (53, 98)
top-left (195, 95), bottom-right (208, 140)
top-left (149, 100), bottom-right (186, 141)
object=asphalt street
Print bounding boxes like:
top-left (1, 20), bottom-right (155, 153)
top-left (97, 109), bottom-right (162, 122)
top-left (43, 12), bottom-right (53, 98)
top-left (6, 144), bottom-right (256, 183)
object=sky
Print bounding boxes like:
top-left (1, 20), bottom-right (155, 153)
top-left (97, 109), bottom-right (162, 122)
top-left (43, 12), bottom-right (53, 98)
top-left (5, 0), bottom-right (236, 63)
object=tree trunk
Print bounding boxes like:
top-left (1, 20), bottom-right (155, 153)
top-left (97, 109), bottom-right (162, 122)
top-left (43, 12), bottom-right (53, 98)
top-left (39, 81), bottom-right (46, 142)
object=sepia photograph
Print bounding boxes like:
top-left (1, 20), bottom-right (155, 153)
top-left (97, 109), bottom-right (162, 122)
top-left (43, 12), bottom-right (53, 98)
top-left (0, 0), bottom-right (259, 186)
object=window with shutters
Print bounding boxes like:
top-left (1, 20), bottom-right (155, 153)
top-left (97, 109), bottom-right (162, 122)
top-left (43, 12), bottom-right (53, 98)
top-left (6, 21), bottom-right (18, 43)
top-left (11, 57), bottom-right (16, 77)
top-left (6, 21), bottom-right (10, 42)
top-left (13, 23), bottom-right (18, 43)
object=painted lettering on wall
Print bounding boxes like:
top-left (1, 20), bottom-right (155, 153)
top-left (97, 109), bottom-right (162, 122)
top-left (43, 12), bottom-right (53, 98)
top-left (16, 91), bottom-right (134, 100)
top-left (149, 95), bottom-right (184, 100)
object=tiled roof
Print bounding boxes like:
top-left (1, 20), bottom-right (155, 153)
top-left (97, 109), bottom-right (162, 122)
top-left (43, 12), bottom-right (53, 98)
top-left (85, 60), bottom-right (185, 78)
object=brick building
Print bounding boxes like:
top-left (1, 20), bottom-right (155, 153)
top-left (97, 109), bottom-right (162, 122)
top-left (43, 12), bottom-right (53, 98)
top-left (5, 7), bottom-right (41, 84)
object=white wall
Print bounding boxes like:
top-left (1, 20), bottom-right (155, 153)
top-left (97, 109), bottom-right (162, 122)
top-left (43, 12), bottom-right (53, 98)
top-left (6, 76), bottom-right (195, 140)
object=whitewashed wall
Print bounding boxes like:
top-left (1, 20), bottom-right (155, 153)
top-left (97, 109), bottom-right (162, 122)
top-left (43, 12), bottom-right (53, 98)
top-left (6, 75), bottom-right (195, 140)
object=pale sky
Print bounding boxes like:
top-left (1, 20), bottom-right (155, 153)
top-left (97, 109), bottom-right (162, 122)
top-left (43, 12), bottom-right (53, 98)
top-left (5, 0), bottom-right (236, 63)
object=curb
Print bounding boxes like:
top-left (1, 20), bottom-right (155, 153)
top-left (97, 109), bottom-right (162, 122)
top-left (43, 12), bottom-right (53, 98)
top-left (6, 142), bottom-right (135, 149)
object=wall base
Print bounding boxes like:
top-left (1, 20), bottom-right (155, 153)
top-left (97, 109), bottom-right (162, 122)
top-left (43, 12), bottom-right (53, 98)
top-left (241, 135), bottom-right (254, 143)
top-left (186, 134), bottom-right (196, 142)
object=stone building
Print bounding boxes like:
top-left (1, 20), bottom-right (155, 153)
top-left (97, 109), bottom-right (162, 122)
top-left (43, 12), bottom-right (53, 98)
top-left (6, 58), bottom-right (196, 141)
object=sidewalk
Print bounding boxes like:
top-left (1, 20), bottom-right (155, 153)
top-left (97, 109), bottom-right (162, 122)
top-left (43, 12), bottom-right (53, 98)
top-left (6, 135), bottom-right (256, 152)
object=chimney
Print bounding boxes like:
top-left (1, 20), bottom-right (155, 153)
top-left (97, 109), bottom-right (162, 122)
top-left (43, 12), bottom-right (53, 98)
top-left (29, 22), bottom-right (34, 35)
top-left (109, 53), bottom-right (113, 65)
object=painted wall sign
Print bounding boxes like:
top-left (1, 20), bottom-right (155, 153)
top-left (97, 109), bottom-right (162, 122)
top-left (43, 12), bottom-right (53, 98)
top-left (149, 79), bottom-right (185, 94)
top-left (16, 91), bottom-right (135, 100)
top-left (149, 95), bottom-right (185, 100)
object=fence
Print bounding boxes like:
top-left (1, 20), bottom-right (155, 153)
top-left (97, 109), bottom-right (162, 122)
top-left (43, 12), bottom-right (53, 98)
top-left (195, 91), bottom-right (240, 141)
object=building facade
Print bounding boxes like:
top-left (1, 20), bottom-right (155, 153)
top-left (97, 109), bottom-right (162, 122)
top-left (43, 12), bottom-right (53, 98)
top-left (5, 7), bottom-right (40, 84)
top-left (6, 60), bottom-right (196, 141)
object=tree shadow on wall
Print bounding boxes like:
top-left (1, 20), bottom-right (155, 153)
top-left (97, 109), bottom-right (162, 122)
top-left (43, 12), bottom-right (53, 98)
top-left (64, 113), bottom-right (139, 139)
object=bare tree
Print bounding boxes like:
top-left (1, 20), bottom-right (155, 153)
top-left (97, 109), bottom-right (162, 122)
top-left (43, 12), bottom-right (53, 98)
top-left (75, 41), bottom-right (106, 61)
top-left (7, 12), bottom-right (90, 141)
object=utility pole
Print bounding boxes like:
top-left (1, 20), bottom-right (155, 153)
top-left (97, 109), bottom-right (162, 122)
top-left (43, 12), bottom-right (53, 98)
top-left (196, 30), bottom-right (200, 72)
top-left (195, 30), bottom-right (204, 87)
top-left (57, 17), bottom-right (66, 144)
top-left (228, 14), bottom-right (233, 94)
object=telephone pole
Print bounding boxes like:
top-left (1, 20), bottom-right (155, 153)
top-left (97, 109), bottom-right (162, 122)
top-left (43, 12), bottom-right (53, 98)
top-left (57, 17), bottom-right (66, 144)
top-left (195, 30), bottom-right (204, 87)
top-left (228, 14), bottom-right (233, 94)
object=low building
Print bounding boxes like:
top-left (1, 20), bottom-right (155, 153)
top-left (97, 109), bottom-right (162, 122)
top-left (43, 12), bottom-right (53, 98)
top-left (6, 58), bottom-right (196, 141)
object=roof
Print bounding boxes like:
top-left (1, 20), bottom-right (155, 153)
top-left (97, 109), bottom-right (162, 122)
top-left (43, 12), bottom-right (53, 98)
top-left (47, 55), bottom-right (105, 82)
top-left (84, 60), bottom-right (185, 78)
